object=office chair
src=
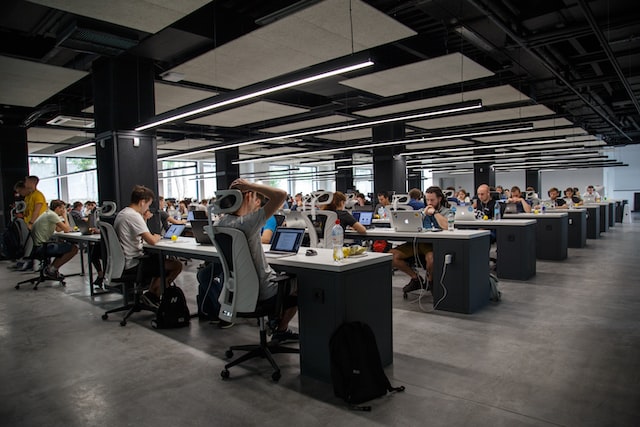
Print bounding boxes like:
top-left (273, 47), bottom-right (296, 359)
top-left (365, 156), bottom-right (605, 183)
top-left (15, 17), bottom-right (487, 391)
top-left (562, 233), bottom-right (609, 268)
top-left (305, 211), bottom-right (338, 248)
top-left (15, 235), bottom-right (66, 290)
top-left (208, 190), bottom-right (299, 382)
top-left (98, 222), bottom-right (156, 326)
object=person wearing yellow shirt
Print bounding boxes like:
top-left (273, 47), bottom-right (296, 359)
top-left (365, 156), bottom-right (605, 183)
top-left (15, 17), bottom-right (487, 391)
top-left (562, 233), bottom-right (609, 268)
top-left (19, 176), bottom-right (48, 228)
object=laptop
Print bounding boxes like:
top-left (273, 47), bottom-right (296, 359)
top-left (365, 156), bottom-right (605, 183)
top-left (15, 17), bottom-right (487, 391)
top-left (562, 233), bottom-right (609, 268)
top-left (163, 224), bottom-right (186, 239)
top-left (187, 210), bottom-right (207, 221)
top-left (352, 211), bottom-right (373, 228)
top-left (504, 203), bottom-right (519, 214)
top-left (454, 204), bottom-right (476, 221)
top-left (74, 219), bottom-right (93, 235)
top-left (190, 219), bottom-right (212, 245)
top-left (264, 227), bottom-right (305, 258)
top-left (390, 211), bottom-right (426, 232)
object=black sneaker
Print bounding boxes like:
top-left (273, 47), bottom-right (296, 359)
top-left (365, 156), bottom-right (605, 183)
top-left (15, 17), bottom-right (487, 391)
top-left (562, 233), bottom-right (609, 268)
top-left (92, 277), bottom-right (104, 290)
top-left (140, 291), bottom-right (160, 309)
top-left (402, 277), bottom-right (425, 294)
top-left (45, 267), bottom-right (64, 281)
top-left (271, 329), bottom-right (299, 343)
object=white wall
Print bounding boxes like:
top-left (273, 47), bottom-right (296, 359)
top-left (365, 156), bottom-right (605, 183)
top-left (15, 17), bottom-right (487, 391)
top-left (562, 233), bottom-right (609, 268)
top-left (540, 168), bottom-right (603, 197)
top-left (606, 145), bottom-right (640, 205)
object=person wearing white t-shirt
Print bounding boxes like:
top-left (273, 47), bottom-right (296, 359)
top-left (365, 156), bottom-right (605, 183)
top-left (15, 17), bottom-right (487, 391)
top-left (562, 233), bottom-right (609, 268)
top-left (114, 185), bottom-right (182, 308)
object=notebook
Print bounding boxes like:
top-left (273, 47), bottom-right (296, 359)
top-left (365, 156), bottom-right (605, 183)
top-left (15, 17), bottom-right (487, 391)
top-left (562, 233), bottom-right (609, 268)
top-left (190, 219), bottom-right (212, 245)
top-left (264, 227), bottom-right (305, 258)
top-left (391, 211), bottom-right (426, 232)
top-left (163, 224), bottom-right (186, 239)
top-left (352, 211), bottom-right (373, 227)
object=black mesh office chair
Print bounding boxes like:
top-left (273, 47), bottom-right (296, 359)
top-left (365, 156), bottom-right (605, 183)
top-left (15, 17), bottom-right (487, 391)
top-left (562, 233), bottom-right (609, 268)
top-left (15, 235), bottom-right (66, 290)
top-left (208, 190), bottom-right (299, 382)
top-left (99, 222), bottom-right (156, 326)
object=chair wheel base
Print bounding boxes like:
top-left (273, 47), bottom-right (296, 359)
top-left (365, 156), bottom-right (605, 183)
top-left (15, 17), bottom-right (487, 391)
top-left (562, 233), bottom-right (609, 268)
top-left (102, 314), bottom-right (108, 320)
top-left (225, 350), bottom-right (233, 358)
top-left (221, 369), bottom-right (230, 379)
top-left (120, 320), bottom-right (127, 326)
top-left (271, 371), bottom-right (281, 382)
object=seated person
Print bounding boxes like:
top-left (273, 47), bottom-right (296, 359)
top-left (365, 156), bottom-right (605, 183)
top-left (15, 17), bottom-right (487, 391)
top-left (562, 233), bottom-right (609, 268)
top-left (322, 191), bottom-right (367, 234)
top-left (290, 193), bottom-right (304, 211)
top-left (456, 189), bottom-right (471, 205)
top-left (473, 184), bottom-right (497, 218)
top-left (256, 193), bottom-right (278, 244)
top-left (69, 201), bottom-right (84, 223)
top-left (390, 186), bottom-right (451, 294)
top-left (546, 187), bottom-right (567, 209)
top-left (158, 196), bottom-right (187, 232)
top-left (31, 199), bottom-right (79, 280)
top-left (114, 185), bottom-right (183, 308)
top-left (583, 185), bottom-right (601, 202)
top-left (374, 191), bottom-right (391, 218)
top-left (407, 188), bottom-right (426, 210)
top-left (507, 186), bottom-right (532, 213)
top-left (219, 179), bottom-right (298, 343)
top-left (564, 187), bottom-right (581, 205)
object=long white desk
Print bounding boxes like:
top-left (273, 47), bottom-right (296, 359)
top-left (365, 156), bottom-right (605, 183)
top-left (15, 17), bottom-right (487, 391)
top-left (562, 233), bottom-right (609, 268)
top-left (145, 238), bottom-right (393, 381)
top-left (346, 228), bottom-right (491, 314)
top-left (54, 232), bottom-right (102, 295)
top-left (453, 219), bottom-right (537, 280)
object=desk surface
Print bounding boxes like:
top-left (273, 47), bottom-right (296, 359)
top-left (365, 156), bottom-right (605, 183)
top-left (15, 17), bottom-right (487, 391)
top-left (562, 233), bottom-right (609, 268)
top-left (454, 218), bottom-right (536, 226)
top-left (147, 237), bottom-right (392, 272)
top-left (55, 231), bottom-right (101, 242)
top-left (504, 212), bottom-right (568, 219)
top-left (346, 227), bottom-right (490, 240)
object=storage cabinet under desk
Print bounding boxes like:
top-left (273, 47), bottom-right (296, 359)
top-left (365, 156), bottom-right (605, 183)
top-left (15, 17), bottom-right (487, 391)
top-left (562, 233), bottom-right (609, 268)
top-left (584, 206), bottom-right (600, 239)
top-left (503, 213), bottom-right (568, 261)
top-left (567, 209), bottom-right (587, 248)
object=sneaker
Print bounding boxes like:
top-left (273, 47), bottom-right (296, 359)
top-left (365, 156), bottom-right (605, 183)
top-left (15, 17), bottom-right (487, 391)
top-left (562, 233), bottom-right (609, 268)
top-left (402, 276), bottom-right (425, 294)
top-left (140, 291), bottom-right (160, 309)
top-left (218, 320), bottom-right (234, 329)
top-left (92, 277), bottom-right (104, 290)
top-left (44, 267), bottom-right (64, 281)
top-left (271, 329), bottom-right (299, 343)
top-left (18, 260), bottom-right (34, 271)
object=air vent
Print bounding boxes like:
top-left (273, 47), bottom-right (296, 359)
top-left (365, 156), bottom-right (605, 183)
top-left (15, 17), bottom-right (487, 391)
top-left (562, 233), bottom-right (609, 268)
top-left (46, 115), bottom-right (95, 128)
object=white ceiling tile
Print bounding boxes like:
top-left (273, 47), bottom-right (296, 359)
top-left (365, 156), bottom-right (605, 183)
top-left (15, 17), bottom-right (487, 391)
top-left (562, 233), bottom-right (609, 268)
top-left (169, 0), bottom-right (415, 89)
top-left (317, 129), bottom-right (372, 141)
top-left (28, 0), bottom-right (211, 33)
top-left (187, 101), bottom-right (308, 127)
top-left (0, 56), bottom-right (88, 107)
top-left (340, 53), bottom-right (494, 97)
top-left (159, 138), bottom-right (215, 150)
top-left (155, 83), bottom-right (217, 114)
top-left (28, 127), bottom-right (92, 143)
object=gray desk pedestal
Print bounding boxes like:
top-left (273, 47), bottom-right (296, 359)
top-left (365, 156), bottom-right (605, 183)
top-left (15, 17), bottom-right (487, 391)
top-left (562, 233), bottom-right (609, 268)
top-left (504, 213), bottom-right (568, 260)
top-left (608, 202), bottom-right (615, 228)
top-left (567, 209), bottom-right (587, 248)
top-left (585, 206), bottom-right (600, 239)
top-left (276, 259), bottom-right (393, 381)
top-left (600, 204), bottom-right (609, 233)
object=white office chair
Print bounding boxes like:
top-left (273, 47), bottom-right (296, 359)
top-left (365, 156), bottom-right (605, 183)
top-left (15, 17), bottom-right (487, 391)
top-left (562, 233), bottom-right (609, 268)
top-left (305, 210), bottom-right (338, 248)
top-left (99, 222), bottom-right (155, 326)
top-left (206, 190), bottom-right (299, 381)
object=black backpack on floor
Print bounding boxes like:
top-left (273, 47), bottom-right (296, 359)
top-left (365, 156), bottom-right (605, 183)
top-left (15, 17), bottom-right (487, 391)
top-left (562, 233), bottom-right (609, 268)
top-left (330, 321), bottom-right (404, 410)
top-left (151, 284), bottom-right (190, 329)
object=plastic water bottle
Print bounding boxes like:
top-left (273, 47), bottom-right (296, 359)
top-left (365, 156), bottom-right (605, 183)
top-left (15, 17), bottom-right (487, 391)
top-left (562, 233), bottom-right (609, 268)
top-left (331, 219), bottom-right (344, 262)
top-left (447, 208), bottom-right (455, 231)
top-left (541, 204), bottom-right (546, 214)
top-left (494, 202), bottom-right (501, 221)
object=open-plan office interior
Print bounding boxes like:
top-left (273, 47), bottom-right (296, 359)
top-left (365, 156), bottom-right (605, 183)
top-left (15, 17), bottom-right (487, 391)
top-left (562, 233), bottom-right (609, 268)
top-left (1, 1), bottom-right (639, 426)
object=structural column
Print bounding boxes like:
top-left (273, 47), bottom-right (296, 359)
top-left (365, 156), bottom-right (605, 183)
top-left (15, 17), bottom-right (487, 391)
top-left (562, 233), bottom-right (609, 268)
top-left (336, 166), bottom-right (354, 193)
top-left (92, 56), bottom-right (157, 212)
top-left (525, 169), bottom-right (541, 193)
top-left (0, 126), bottom-right (29, 230)
top-left (473, 162), bottom-right (495, 190)
top-left (215, 147), bottom-right (240, 190)
top-left (372, 123), bottom-right (406, 195)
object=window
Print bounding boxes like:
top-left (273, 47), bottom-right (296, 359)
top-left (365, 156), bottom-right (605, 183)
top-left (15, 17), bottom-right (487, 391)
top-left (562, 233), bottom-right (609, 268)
top-left (159, 161), bottom-right (198, 201)
top-left (66, 158), bottom-right (98, 203)
top-left (28, 156), bottom-right (59, 201)
top-left (201, 162), bottom-right (217, 200)
top-left (353, 166), bottom-right (373, 197)
top-left (268, 165), bottom-right (290, 193)
top-left (291, 166), bottom-right (316, 196)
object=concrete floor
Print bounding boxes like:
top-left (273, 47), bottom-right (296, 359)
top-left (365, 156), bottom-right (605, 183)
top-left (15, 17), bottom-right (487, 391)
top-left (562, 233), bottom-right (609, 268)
top-left (1, 217), bottom-right (639, 427)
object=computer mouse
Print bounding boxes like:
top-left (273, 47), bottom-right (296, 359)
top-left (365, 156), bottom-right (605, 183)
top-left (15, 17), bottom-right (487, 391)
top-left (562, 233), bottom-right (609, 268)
top-left (305, 249), bottom-right (317, 256)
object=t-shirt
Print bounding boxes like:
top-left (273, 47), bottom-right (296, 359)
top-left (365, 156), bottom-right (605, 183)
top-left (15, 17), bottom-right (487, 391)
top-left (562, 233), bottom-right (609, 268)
top-left (261, 216), bottom-right (277, 243)
top-left (422, 205), bottom-right (451, 229)
top-left (114, 207), bottom-right (150, 270)
top-left (408, 199), bottom-right (426, 210)
top-left (218, 208), bottom-right (277, 301)
top-left (475, 198), bottom-right (497, 219)
top-left (335, 210), bottom-right (357, 230)
top-left (24, 189), bottom-right (47, 224)
top-left (32, 210), bottom-right (62, 246)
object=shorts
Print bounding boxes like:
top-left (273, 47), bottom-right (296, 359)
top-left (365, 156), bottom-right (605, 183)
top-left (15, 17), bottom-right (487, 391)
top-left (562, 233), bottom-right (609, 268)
top-left (39, 242), bottom-right (75, 257)
top-left (391, 242), bottom-right (433, 259)
top-left (259, 293), bottom-right (298, 313)
top-left (123, 255), bottom-right (162, 279)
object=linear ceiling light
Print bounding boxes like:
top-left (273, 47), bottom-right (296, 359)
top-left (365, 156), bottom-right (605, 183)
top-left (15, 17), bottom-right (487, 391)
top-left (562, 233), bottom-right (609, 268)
top-left (405, 147), bottom-right (599, 165)
top-left (135, 59), bottom-right (375, 131)
top-left (232, 123), bottom-right (533, 165)
top-left (55, 141), bottom-right (96, 156)
top-left (402, 137), bottom-right (572, 157)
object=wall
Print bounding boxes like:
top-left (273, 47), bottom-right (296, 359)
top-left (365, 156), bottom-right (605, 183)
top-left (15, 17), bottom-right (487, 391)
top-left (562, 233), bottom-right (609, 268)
top-left (540, 168), bottom-right (603, 197)
top-left (606, 145), bottom-right (640, 207)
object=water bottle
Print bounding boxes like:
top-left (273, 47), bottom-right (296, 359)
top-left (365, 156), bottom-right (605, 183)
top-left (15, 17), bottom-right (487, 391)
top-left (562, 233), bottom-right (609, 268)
top-left (447, 208), bottom-right (455, 231)
top-left (541, 204), bottom-right (546, 214)
top-left (494, 202), bottom-right (501, 221)
top-left (331, 219), bottom-right (344, 262)
top-left (377, 206), bottom-right (386, 219)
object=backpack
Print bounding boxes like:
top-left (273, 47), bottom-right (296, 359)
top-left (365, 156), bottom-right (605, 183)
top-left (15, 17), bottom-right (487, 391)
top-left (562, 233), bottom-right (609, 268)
top-left (0, 219), bottom-right (27, 260)
top-left (489, 273), bottom-right (502, 302)
top-left (330, 321), bottom-right (404, 410)
top-left (151, 284), bottom-right (190, 329)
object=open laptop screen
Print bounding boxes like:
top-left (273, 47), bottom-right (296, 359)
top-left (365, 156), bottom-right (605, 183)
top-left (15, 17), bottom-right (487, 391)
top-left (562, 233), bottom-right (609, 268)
top-left (269, 227), bottom-right (305, 253)
top-left (164, 224), bottom-right (186, 239)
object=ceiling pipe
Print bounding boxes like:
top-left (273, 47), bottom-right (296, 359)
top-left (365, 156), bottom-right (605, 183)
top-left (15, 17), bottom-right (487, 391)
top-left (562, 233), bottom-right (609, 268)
top-left (465, 0), bottom-right (632, 142)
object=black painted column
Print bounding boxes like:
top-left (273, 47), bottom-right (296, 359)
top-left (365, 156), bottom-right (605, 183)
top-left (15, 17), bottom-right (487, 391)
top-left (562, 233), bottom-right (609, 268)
top-left (525, 169), bottom-right (541, 193)
top-left (408, 172), bottom-right (422, 192)
top-left (336, 166), bottom-right (354, 193)
top-left (215, 147), bottom-right (240, 190)
top-left (0, 126), bottom-right (29, 230)
top-left (474, 162), bottom-right (495, 190)
top-left (92, 56), bottom-right (157, 211)
top-left (372, 123), bottom-right (406, 194)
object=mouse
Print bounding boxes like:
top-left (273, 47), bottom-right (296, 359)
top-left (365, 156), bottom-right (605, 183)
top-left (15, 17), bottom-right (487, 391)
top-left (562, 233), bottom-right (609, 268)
top-left (305, 249), bottom-right (317, 256)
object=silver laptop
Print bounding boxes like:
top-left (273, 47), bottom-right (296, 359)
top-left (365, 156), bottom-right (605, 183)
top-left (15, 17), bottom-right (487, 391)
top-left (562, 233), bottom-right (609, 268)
top-left (264, 227), bottom-right (305, 258)
top-left (504, 203), bottom-right (519, 214)
top-left (163, 224), bottom-right (186, 239)
top-left (454, 204), bottom-right (476, 221)
top-left (391, 211), bottom-right (426, 232)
